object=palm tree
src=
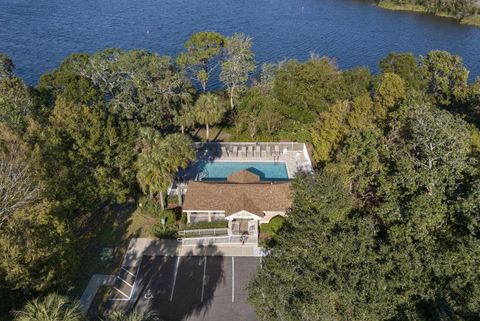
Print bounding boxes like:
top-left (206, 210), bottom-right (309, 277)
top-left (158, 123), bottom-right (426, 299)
top-left (136, 130), bottom-right (195, 209)
top-left (194, 93), bottom-right (226, 141)
top-left (13, 293), bottom-right (84, 321)
top-left (105, 310), bottom-right (159, 321)
top-left (136, 149), bottom-right (171, 210)
top-left (173, 104), bottom-right (196, 134)
top-left (161, 133), bottom-right (196, 205)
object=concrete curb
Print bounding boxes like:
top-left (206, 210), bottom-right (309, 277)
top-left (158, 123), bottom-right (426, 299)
top-left (80, 274), bottom-right (116, 313)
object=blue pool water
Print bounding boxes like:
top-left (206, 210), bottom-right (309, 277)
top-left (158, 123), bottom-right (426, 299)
top-left (1, 0), bottom-right (480, 85)
top-left (200, 162), bottom-right (289, 181)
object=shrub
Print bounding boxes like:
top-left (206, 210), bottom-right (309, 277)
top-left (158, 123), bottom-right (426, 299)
top-left (158, 209), bottom-right (176, 226)
top-left (180, 212), bottom-right (188, 224)
top-left (261, 216), bottom-right (285, 237)
top-left (152, 209), bottom-right (178, 239)
top-left (138, 196), bottom-right (162, 218)
top-left (152, 224), bottom-right (178, 239)
top-left (167, 194), bottom-right (182, 207)
top-left (182, 220), bottom-right (228, 230)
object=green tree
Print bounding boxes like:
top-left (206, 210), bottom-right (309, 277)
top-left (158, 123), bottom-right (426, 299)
top-left (34, 97), bottom-right (137, 220)
top-left (388, 103), bottom-right (470, 196)
top-left (104, 311), bottom-right (158, 321)
top-left (194, 93), bottom-right (226, 141)
top-left (374, 72), bottom-right (406, 111)
top-left (0, 53), bottom-right (14, 80)
top-left (220, 33), bottom-right (256, 109)
top-left (420, 50), bottom-right (469, 106)
top-left (177, 31), bottom-right (225, 92)
top-left (234, 88), bottom-right (282, 139)
top-left (77, 49), bottom-right (194, 129)
top-left (310, 101), bottom-right (350, 163)
top-left (251, 97), bottom-right (480, 321)
top-left (37, 53), bottom-right (100, 108)
top-left (173, 103), bottom-right (196, 134)
top-left (0, 77), bottom-right (35, 132)
top-left (337, 67), bottom-right (373, 100)
top-left (311, 95), bottom-right (375, 164)
top-left (0, 124), bottom-right (40, 227)
top-left (379, 52), bottom-right (424, 89)
top-left (12, 293), bottom-right (84, 321)
top-left (136, 130), bottom-right (195, 209)
top-left (328, 127), bottom-right (387, 201)
top-left (0, 201), bottom-right (77, 294)
top-left (161, 133), bottom-right (196, 205)
top-left (136, 132), bottom-right (171, 210)
top-left (273, 56), bottom-right (340, 123)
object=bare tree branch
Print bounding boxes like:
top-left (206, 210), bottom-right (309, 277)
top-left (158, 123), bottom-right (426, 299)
top-left (0, 134), bottom-right (40, 228)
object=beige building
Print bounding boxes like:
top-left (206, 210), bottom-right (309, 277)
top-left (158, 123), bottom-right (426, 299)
top-left (182, 170), bottom-right (292, 237)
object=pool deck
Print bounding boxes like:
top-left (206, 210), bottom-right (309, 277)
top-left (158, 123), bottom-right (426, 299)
top-left (172, 142), bottom-right (313, 195)
top-left (210, 154), bottom-right (309, 179)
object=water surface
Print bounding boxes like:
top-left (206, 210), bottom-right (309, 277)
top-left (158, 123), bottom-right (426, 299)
top-left (0, 0), bottom-right (479, 85)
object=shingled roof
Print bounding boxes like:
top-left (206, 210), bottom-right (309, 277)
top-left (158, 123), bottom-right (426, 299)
top-left (182, 180), bottom-right (292, 217)
top-left (227, 169), bottom-right (260, 184)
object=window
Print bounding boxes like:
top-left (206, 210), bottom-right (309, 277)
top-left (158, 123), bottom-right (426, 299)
top-left (211, 212), bottom-right (225, 221)
top-left (189, 213), bottom-right (209, 222)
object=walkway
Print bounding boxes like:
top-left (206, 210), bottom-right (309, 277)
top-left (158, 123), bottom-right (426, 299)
top-left (80, 274), bottom-right (116, 313)
top-left (124, 238), bottom-right (264, 261)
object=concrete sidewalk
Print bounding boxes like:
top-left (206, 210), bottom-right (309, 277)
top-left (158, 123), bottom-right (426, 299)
top-left (123, 238), bottom-right (264, 265)
top-left (80, 274), bottom-right (115, 313)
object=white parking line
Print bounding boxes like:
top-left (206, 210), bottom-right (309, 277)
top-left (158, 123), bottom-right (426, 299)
top-left (129, 257), bottom-right (143, 303)
top-left (201, 256), bottom-right (207, 302)
top-left (117, 276), bottom-right (134, 287)
top-left (121, 266), bottom-right (135, 277)
top-left (170, 256), bottom-right (180, 302)
top-left (113, 286), bottom-right (130, 299)
top-left (232, 256), bottom-right (235, 303)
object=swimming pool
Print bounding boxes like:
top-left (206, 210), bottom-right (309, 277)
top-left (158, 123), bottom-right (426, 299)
top-left (198, 161), bottom-right (289, 181)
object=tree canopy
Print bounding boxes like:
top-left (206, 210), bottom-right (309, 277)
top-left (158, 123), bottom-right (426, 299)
top-left (2, 34), bottom-right (480, 321)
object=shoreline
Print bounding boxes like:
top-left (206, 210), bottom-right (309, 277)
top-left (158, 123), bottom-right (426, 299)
top-left (377, 1), bottom-right (480, 27)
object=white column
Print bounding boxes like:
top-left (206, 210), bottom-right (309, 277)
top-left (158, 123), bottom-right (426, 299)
top-left (187, 212), bottom-right (191, 224)
top-left (208, 212), bottom-right (212, 222)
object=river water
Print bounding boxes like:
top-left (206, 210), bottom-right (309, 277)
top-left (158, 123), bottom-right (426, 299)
top-left (1, 0), bottom-right (479, 85)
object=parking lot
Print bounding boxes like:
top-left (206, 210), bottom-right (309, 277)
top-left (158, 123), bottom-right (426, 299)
top-left (129, 255), bottom-right (260, 321)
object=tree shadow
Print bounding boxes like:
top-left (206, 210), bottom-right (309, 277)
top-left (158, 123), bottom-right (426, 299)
top-left (178, 144), bottom-right (222, 182)
top-left (107, 241), bottom-right (226, 321)
top-left (74, 198), bottom-right (139, 297)
top-left (211, 124), bottom-right (226, 142)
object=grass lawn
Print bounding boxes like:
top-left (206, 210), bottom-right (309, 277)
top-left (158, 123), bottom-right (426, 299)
top-left (377, 1), bottom-right (428, 13)
top-left (461, 14), bottom-right (480, 26)
top-left (72, 201), bottom-right (156, 298)
top-left (191, 125), bottom-right (232, 142)
top-left (377, 0), bottom-right (480, 26)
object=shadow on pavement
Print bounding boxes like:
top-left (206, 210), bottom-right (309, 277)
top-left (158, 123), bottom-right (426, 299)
top-left (109, 242), bottom-right (225, 321)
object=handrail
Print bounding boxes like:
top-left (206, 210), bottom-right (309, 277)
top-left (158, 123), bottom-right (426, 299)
top-left (193, 142), bottom-right (305, 151)
top-left (178, 228), bottom-right (228, 236)
top-left (177, 235), bottom-right (258, 246)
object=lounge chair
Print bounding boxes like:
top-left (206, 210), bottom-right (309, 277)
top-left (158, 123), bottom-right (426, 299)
top-left (255, 146), bottom-right (261, 158)
top-left (261, 147), bottom-right (267, 158)
top-left (241, 146), bottom-right (247, 158)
